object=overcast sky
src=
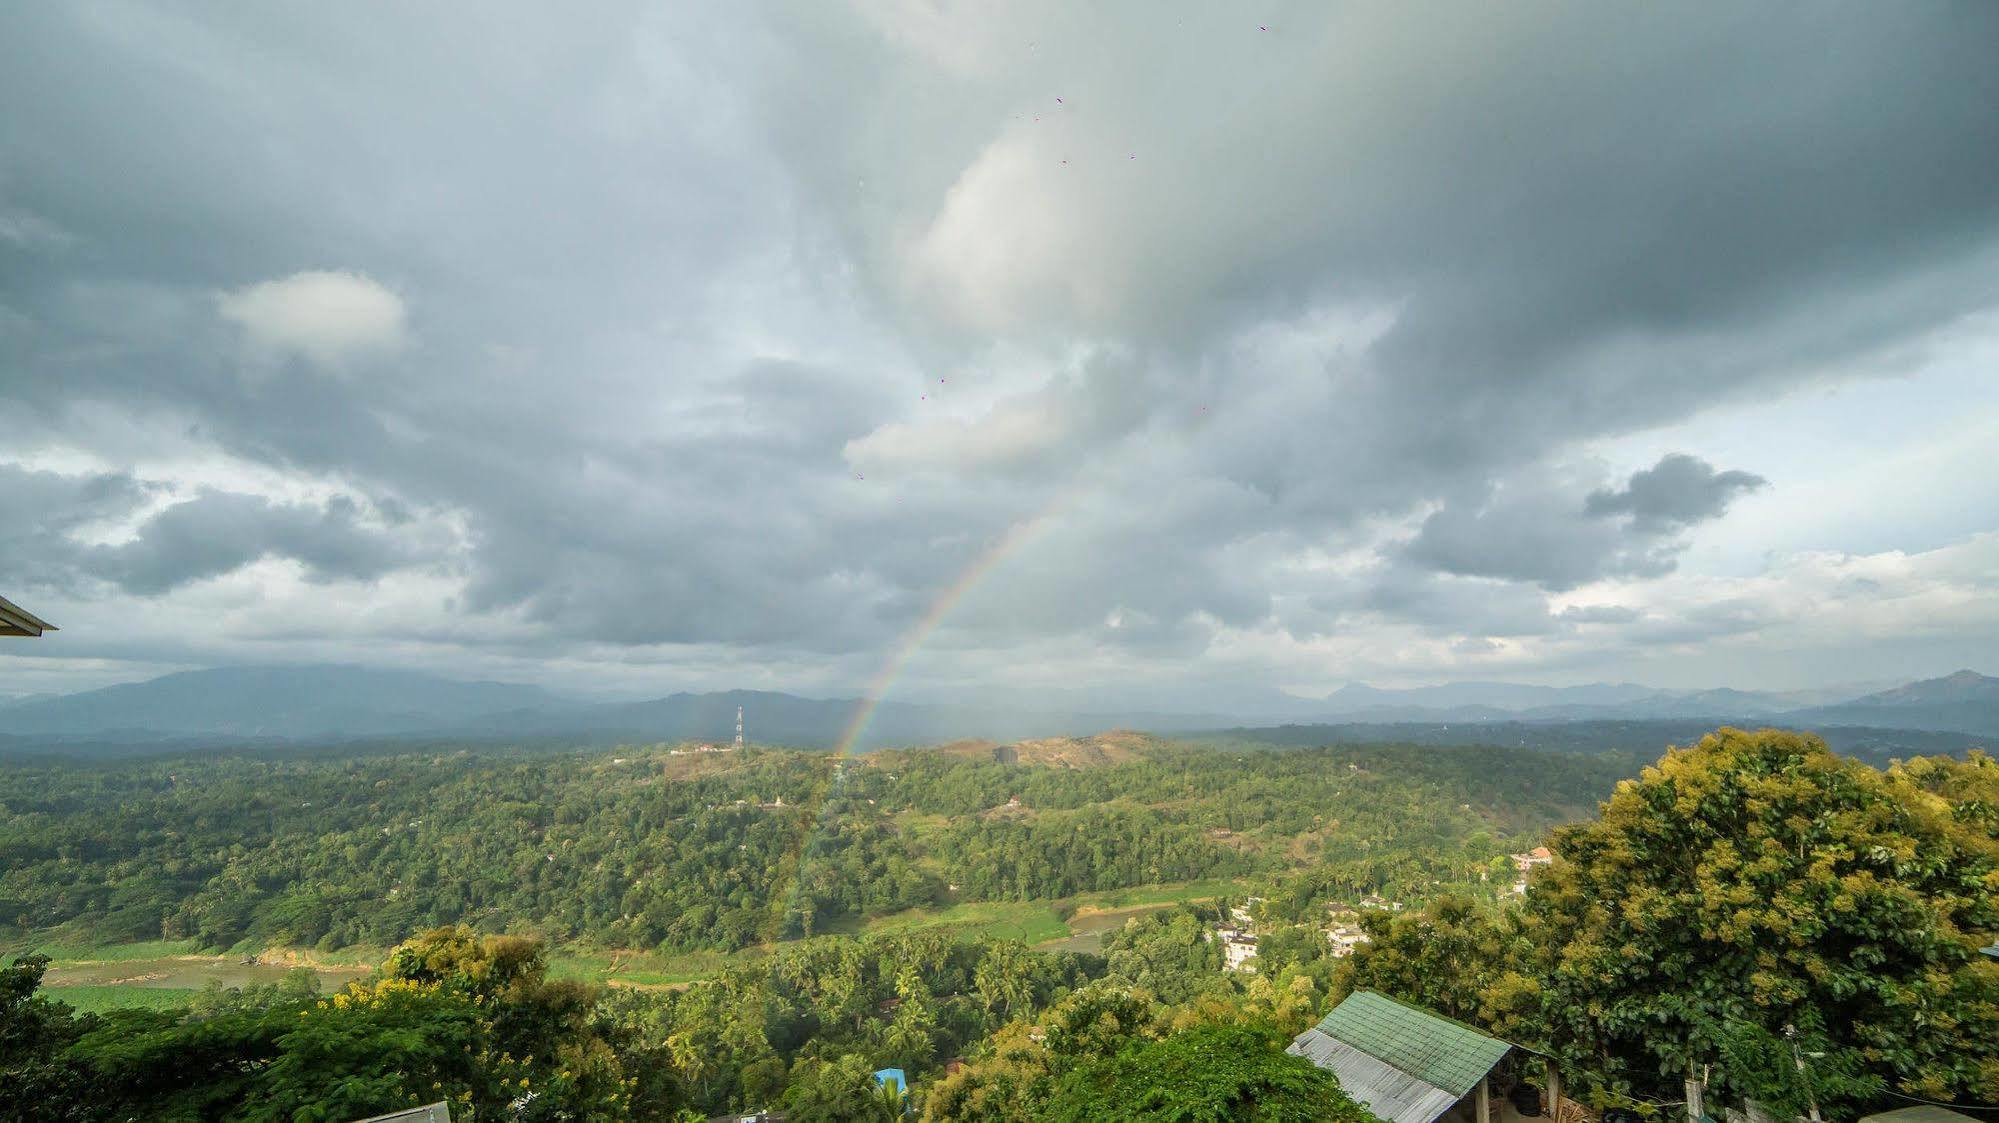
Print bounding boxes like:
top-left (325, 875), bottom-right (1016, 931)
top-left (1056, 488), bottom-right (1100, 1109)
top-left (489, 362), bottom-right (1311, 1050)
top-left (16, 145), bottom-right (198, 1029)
top-left (4, 2), bottom-right (1997, 706)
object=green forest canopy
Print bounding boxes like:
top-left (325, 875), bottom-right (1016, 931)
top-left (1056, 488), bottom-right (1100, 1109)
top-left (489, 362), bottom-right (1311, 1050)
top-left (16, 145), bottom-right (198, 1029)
top-left (1, 729), bottom-right (1993, 1120)
top-left (0, 736), bottom-right (1630, 953)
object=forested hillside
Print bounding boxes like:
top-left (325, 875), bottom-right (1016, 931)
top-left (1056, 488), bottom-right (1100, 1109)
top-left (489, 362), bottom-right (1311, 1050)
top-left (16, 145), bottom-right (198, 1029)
top-left (0, 736), bottom-right (1632, 954)
top-left (3, 730), bottom-right (1993, 1122)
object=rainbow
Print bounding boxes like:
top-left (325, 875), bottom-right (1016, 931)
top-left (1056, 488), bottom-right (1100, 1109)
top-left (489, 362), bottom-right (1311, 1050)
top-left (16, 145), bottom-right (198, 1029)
top-left (762, 491), bottom-right (1080, 939)
top-left (829, 493), bottom-right (1080, 758)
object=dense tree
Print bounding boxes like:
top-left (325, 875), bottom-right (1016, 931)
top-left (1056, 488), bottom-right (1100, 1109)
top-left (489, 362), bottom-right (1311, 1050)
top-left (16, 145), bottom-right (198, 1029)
top-left (0, 954), bottom-right (94, 1120)
top-left (0, 929), bottom-right (633, 1121)
top-left (13, 729), bottom-right (1992, 1118)
top-left (919, 1021), bottom-right (1056, 1122)
top-left (782, 1053), bottom-right (900, 1122)
top-left (1049, 1021), bottom-right (1373, 1122)
top-left (1336, 894), bottom-right (1537, 1040)
top-left (1528, 730), bottom-right (1999, 1112)
top-left (0, 740), bottom-right (1630, 955)
top-left (1099, 907), bottom-right (1230, 1005)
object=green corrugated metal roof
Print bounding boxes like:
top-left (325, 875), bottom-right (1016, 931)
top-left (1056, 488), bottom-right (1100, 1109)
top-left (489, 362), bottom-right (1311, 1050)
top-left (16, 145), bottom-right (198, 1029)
top-left (1313, 991), bottom-right (1511, 1098)
top-left (1857, 1107), bottom-right (1979, 1123)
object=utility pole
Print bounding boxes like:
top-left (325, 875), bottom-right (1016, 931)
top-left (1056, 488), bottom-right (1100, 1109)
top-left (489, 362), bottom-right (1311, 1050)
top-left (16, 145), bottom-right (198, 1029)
top-left (1788, 1025), bottom-right (1823, 1123)
top-left (734, 705), bottom-right (744, 749)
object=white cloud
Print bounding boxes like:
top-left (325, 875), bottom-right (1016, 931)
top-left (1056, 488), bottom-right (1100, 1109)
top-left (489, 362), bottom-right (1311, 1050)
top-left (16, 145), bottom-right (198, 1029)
top-left (218, 270), bottom-right (407, 366)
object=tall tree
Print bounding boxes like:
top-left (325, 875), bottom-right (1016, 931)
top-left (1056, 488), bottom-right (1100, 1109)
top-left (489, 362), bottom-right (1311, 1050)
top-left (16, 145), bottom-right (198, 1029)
top-left (1529, 730), bottom-right (1999, 1111)
top-left (1338, 894), bottom-right (1537, 1039)
top-left (1048, 1021), bottom-right (1374, 1122)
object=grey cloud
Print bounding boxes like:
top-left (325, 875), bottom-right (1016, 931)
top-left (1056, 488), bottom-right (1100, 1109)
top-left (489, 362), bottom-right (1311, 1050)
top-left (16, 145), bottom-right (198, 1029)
top-left (2, 466), bottom-right (428, 597)
top-left (0, 465), bottom-right (156, 590)
top-left (63, 491), bottom-right (434, 595)
top-left (1404, 455), bottom-right (1763, 591)
top-left (1585, 454), bottom-right (1767, 531)
top-left (1362, 573), bottom-right (1560, 639)
top-left (2, 3), bottom-right (1996, 695)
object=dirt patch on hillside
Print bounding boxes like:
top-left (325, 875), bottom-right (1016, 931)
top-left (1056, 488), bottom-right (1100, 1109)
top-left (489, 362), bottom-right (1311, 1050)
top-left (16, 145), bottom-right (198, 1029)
top-left (656, 749), bottom-right (751, 781)
top-left (1001, 730), bottom-right (1155, 769)
top-left (928, 739), bottom-right (1004, 760)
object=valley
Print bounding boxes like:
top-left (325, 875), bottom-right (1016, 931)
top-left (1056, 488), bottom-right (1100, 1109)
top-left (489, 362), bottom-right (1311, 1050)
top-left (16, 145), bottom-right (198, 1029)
top-left (6, 730), bottom-right (1613, 1007)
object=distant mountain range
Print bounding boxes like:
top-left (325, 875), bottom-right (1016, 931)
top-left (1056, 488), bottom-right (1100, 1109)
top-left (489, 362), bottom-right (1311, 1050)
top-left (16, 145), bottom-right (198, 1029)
top-left (0, 664), bottom-right (1992, 755)
top-left (1301, 679), bottom-right (1895, 723)
top-left (0, 665), bottom-right (1234, 752)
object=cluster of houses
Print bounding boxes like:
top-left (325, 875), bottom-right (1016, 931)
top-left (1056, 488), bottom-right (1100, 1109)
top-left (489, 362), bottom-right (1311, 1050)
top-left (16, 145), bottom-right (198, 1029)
top-left (1208, 894), bottom-right (1417, 972)
top-left (1324, 895), bottom-right (1401, 958)
top-left (1206, 899), bottom-right (1265, 972)
top-left (1324, 907), bottom-right (1367, 958)
top-left (1195, 846), bottom-right (1565, 981)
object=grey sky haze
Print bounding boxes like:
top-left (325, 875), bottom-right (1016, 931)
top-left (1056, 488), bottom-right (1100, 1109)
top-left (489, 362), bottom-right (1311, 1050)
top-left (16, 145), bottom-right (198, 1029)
top-left (3, 2), bottom-right (1997, 706)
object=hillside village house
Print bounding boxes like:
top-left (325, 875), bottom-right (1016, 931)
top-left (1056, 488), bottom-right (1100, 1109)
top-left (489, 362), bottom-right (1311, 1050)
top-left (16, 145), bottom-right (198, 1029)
top-left (1205, 898), bottom-right (1268, 972)
top-left (1205, 923), bottom-right (1260, 972)
top-left (1509, 846), bottom-right (1553, 894)
top-left (1326, 923), bottom-right (1366, 957)
top-left (1221, 933), bottom-right (1259, 972)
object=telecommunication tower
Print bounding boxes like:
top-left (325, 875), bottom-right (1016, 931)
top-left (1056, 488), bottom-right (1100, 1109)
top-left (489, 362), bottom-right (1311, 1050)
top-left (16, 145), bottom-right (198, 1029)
top-left (734, 705), bottom-right (744, 749)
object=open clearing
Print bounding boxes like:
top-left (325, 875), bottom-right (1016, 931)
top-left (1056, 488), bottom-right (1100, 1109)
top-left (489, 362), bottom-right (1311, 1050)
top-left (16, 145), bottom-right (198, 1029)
top-left (40, 954), bottom-right (370, 994)
top-left (21, 876), bottom-right (1254, 1008)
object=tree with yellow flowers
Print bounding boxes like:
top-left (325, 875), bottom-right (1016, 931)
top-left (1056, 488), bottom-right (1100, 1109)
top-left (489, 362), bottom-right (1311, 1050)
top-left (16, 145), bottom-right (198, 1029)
top-left (1528, 729), bottom-right (1999, 1114)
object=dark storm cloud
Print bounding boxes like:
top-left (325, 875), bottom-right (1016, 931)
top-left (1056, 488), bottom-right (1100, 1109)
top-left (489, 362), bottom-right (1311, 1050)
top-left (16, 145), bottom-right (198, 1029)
top-left (1585, 454), bottom-right (1768, 532)
top-left (0, 465), bottom-right (155, 590)
top-left (0, 465), bottom-right (434, 596)
top-left (1403, 455), bottom-right (1762, 591)
top-left (3, 2), bottom-right (1997, 692)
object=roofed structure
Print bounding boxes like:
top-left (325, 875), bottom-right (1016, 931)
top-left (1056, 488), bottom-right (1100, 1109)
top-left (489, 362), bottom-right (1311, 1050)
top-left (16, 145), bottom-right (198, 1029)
top-left (0, 595), bottom-right (56, 637)
top-left (348, 1103), bottom-right (451, 1123)
top-left (1856, 1108), bottom-right (1980, 1123)
top-left (1288, 991), bottom-right (1512, 1123)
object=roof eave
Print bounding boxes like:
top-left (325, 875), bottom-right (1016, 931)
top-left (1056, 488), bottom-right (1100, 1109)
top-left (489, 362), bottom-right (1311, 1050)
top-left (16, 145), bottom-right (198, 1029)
top-left (0, 595), bottom-right (56, 637)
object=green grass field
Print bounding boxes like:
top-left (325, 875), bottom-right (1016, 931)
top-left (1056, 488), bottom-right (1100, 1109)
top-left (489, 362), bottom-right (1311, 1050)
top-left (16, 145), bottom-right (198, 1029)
top-left (547, 947), bottom-right (748, 988)
top-left (1060, 878), bottom-right (1251, 914)
top-left (859, 900), bottom-right (1071, 945)
top-left (43, 986), bottom-right (201, 1013)
top-left (15, 877), bottom-right (1257, 997)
